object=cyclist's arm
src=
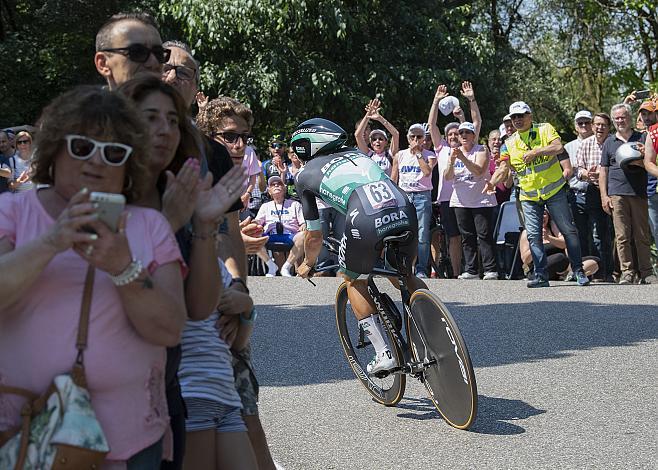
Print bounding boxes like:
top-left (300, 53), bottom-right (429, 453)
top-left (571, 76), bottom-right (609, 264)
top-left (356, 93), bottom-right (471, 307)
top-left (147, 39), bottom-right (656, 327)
top-left (297, 185), bottom-right (322, 271)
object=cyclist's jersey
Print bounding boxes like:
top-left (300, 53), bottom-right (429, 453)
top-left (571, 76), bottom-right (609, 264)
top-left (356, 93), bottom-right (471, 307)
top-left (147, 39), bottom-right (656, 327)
top-left (295, 148), bottom-right (417, 278)
top-left (295, 148), bottom-right (407, 229)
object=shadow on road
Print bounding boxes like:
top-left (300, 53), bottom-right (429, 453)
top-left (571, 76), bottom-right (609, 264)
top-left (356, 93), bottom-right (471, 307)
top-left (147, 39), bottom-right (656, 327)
top-left (252, 300), bottom-right (657, 387)
top-left (394, 395), bottom-right (545, 435)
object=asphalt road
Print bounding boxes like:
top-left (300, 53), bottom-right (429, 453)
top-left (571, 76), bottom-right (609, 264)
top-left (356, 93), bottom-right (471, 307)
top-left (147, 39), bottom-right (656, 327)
top-left (247, 277), bottom-right (657, 470)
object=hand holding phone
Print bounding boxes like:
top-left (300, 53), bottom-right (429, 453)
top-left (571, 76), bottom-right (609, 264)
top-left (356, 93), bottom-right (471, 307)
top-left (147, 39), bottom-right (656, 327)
top-left (635, 89), bottom-right (651, 100)
top-left (89, 192), bottom-right (126, 232)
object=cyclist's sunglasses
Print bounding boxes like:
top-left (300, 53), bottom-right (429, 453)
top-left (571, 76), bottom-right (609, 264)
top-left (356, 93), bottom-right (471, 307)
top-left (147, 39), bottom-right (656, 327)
top-left (100, 44), bottom-right (171, 64)
top-left (213, 131), bottom-right (252, 145)
top-left (65, 135), bottom-right (133, 166)
top-left (162, 63), bottom-right (196, 81)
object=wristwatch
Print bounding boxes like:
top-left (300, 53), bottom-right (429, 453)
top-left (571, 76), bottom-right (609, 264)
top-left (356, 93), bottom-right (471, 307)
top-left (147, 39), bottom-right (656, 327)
top-left (240, 308), bottom-right (257, 325)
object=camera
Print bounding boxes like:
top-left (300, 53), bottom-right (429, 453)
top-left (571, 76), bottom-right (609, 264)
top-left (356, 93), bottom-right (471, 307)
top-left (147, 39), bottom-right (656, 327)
top-left (276, 221), bottom-right (284, 235)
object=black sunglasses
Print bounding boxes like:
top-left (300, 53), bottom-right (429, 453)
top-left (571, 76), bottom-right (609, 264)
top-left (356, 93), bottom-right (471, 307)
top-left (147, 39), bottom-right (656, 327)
top-left (17, 140), bottom-right (31, 145)
top-left (101, 44), bottom-right (171, 64)
top-left (271, 143), bottom-right (286, 149)
top-left (213, 131), bottom-right (252, 145)
top-left (510, 113), bottom-right (527, 120)
top-left (162, 63), bottom-right (196, 81)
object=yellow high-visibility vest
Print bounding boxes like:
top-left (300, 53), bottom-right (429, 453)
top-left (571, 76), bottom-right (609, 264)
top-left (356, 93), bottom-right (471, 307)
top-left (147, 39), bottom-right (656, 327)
top-left (501, 123), bottom-right (565, 201)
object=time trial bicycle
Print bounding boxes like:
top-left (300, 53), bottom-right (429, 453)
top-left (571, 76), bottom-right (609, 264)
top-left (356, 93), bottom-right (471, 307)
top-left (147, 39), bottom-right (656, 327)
top-left (312, 230), bottom-right (477, 429)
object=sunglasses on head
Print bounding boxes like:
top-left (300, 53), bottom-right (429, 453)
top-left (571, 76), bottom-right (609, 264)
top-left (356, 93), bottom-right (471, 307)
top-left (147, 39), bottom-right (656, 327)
top-left (271, 143), bottom-right (285, 149)
top-left (101, 44), bottom-right (171, 64)
top-left (213, 131), bottom-right (252, 145)
top-left (65, 135), bottom-right (132, 166)
top-left (162, 63), bottom-right (196, 81)
top-left (17, 139), bottom-right (31, 145)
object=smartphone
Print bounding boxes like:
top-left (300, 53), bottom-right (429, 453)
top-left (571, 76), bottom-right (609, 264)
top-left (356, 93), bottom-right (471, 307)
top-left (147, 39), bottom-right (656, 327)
top-left (89, 192), bottom-right (126, 232)
top-left (635, 89), bottom-right (651, 100)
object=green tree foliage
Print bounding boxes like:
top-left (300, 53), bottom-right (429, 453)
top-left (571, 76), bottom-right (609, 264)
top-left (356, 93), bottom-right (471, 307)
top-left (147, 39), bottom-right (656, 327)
top-left (0, 0), bottom-right (157, 128)
top-left (159, 0), bottom-right (506, 147)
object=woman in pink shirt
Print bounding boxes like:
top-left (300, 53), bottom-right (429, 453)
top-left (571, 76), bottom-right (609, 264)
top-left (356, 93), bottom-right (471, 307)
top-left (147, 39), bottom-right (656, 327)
top-left (0, 86), bottom-right (187, 467)
top-left (444, 122), bottom-right (498, 280)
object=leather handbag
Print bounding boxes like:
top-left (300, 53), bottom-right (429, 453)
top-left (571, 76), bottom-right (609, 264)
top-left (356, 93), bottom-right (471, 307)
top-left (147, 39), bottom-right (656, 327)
top-left (0, 266), bottom-right (110, 469)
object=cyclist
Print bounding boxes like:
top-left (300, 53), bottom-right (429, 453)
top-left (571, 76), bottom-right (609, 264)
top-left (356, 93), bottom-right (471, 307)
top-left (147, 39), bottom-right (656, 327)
top-left (292, 118), bottom-right (427, 374)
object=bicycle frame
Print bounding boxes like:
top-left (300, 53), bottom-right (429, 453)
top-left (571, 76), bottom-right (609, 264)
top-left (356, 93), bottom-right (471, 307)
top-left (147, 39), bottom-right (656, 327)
top-left (365, 241), bottom-right (434, 378)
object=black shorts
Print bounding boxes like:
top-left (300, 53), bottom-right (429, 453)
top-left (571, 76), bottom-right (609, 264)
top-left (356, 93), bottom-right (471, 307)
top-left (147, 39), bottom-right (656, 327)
top-left (338, 180), bottom-right (418, 278)
top-left (439, 201), bottom-right (461, 238)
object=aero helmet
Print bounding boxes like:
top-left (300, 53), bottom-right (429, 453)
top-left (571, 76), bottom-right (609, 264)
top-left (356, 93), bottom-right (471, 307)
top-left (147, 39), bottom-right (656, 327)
top-left (290, 118), bottom-right (347, 161)
top-left (615, 142), bottom-right (643, 170)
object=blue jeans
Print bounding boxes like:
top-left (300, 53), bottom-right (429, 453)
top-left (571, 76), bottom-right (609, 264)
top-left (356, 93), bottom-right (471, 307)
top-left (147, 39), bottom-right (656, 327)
top-left (407, 191), bottom-right (432, 276)
top-left (569, 187), bottom-right (614, 278)
top-left (521, 187), bottom-right (583, 280)
top-left (648, 191), bottom-right (658, 244)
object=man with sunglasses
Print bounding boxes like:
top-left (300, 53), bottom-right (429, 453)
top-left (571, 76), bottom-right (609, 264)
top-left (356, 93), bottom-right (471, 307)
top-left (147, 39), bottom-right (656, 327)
top-left (486, 101), bottom-right (589, 287)
top-left (95, 12), bottom-right (169, 89)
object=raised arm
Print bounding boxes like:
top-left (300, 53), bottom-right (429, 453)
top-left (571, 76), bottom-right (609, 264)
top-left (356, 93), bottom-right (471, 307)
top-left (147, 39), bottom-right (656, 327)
top-left (461, 81), bottom-right (482, 140)
top-left (428, 84), bottom-right (448, 149)
top-left (644, 132), bottom-right (658, 178)
top-left (355, 100), bottom-right (374, 154)
top-left (368, 99), bottom-right (400, 156)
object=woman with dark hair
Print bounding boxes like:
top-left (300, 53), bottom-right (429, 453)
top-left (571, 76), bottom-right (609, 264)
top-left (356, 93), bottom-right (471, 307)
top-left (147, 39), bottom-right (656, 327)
top-left (118, 76), bottom-right (247, 469)
top-left (0, 86), bottom-right (187, 467)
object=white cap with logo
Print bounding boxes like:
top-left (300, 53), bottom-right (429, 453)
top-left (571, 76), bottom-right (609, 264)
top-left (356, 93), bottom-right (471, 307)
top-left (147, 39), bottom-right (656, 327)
top-left (509, 101), bottom-right (532, 115)
top-left (574, 110), bottom-right (593, 122)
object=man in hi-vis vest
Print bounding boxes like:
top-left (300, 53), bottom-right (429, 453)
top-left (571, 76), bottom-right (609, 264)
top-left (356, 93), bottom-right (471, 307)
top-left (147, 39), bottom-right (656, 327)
top-left (485, 101), bottom-right (589, 288)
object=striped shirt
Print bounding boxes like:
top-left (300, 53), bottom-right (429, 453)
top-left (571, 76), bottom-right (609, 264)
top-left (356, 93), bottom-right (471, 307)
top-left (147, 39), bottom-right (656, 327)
top-left (178, 260), bottom-right (243, 409)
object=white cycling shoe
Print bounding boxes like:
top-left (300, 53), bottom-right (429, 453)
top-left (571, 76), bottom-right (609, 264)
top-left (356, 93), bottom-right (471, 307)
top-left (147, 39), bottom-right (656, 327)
top-left (367, 350), bottom-right (396, 375)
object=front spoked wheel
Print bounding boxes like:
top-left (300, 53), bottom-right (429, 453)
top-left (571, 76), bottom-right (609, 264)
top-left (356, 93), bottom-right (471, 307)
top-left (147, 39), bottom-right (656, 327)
top-left (407, 289), bottom-right (477, 429)
top-left (335, 282), bottom-right (406, 406)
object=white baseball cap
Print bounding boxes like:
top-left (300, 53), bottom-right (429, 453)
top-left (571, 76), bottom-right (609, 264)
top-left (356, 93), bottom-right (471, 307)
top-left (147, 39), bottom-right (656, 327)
top-left (574, 110), bottom-right (593, 122)
top-left (369, 129), bottom-right (387, 140)
top-left (408, 123), bottom-right (425, 135)
top-left (503, 114), bottom-right (512, 122)
top-left (438, 96), bottom-right (460, 116)
top-left (458, 122), bottom-right (476, 133)
top-left (509, 101), bottom-right (532, 115)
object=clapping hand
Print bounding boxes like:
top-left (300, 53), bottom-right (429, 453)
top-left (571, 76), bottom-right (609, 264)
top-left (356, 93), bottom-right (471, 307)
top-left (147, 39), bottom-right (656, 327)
top-left (194, 164), bottom-right (247, 225)
top-left (162, 158), bottom-right (202, 232)
top-left (239, 216), bottom-right (268, 254)
top-left (367, 98), bottom-right (383, 121)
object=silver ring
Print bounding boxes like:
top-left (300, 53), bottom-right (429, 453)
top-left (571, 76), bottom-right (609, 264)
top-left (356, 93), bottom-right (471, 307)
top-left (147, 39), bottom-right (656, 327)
top-left (85, 245), bottom-right (94, 257)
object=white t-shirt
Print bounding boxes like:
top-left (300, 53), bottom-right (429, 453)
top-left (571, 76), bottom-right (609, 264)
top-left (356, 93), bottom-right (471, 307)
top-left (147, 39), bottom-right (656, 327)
top-left (434, 141), bottom-right (454, 202)
top-left (255, 198), bottom-right (305, 235)
top-left (12, 156), bottom-right (33, 192)
top-left (449, 144), bottom-right (497, 208)
top-left (397, 148), bottom-right (436, 193)
top-left (368, 150), bottom-right (392, 176)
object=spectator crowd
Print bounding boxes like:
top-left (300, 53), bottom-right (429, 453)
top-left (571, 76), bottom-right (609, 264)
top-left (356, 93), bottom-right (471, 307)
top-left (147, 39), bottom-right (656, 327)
top-left (0, 10), bottom-right (657, 470)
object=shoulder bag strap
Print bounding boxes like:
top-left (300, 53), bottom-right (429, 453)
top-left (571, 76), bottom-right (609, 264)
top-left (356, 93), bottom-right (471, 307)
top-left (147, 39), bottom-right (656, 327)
top-left (72, 265), bottom-right (95, 387)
